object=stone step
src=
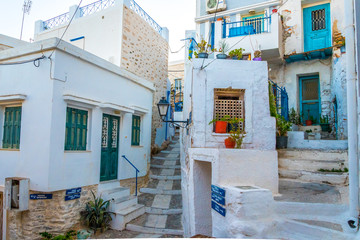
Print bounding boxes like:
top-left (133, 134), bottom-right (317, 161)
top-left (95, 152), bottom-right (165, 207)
top-left (279, 169), bottom-right (348, 185)
top-left (140, 188), bottom-right (182, 195)
top-left (126, 224), bottom-right (183, 236)
top-left (152, 156), bottom-right (179, 161)
top-left (145, 207), bottom-right (182, 215)
top-left (102, 187), bottom-right (130, 201)
top-left (109, 195), bottom-right (138, 212)
top-left (161, 150), bottom-right (180, 154)
top-left (98, 180), bottom-right (120, 192)
top-left (278, 149), bottom-right (347, 161)
top-left (151, 164), bottom-right (181, 169)
top-left (110, 204), bottom-right (145, 231)
top-left (150, 175), bottom-right (181, 180)
top-left (279, 158), bottom-right (347, 172)
top-left (270, 219), bottom-right (354, 240)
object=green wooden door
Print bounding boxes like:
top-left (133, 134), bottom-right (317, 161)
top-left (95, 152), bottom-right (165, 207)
top-left (100, 114), bottom-right (120, 181)
top-left (300, 76), bottom-right (321, 124)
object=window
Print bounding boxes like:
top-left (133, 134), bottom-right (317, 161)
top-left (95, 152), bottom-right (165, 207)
top-left (2, 106), bottom-right (22, 149)
top-left (131, 115), bottom-right (141, 146)
top-left (65, 107), bottom-right (88, 150)
top-left (213, 88), bottom-right (245, 132)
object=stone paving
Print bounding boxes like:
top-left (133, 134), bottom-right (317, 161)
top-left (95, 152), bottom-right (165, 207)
top-left (97, 137), bottom-right (183, 238)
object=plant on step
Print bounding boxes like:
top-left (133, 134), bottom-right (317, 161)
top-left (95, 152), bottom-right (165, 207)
top-left (39, 230), bottom-right (76, 240)
top-left (229, 128), bottom-right (246, 149)
top-left (268, 82), bottom-right (277, 118)
top-left (289, 108), bottom-right (302, 125)
top-left (218, 40), bottom-right (229, 54)
top-left (228, 48), bottom-right (245, 60)
top-left (318, 168), bottom-right (348, 173)
top-left (320, 115), bottom-right (329, 124)
top-left (254, 50), bottom-right (262, 58)
top-left (276, 115), bottom-right (292, 137)
top-left (81, 191), bottom-right (113, 233)
top-left (320, 115), bottom-right (331, 132)
top-left (194, 38), bottom-right (216, 58)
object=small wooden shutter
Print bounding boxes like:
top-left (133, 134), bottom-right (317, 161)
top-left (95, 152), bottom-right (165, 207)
top-left (2, 107), bottom-right (21, 149)
top-left (131, 115), bottom-right (141, 146)
top-left (65, 107), bottom-right (88, 150)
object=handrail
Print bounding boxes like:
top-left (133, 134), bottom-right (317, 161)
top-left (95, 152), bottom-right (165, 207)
top-left (223, 16), bottom-right (271, 38)
top-left (122, 155), bottom-right (139, 196)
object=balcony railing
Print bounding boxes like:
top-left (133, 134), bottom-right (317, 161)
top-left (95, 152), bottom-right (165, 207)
top-left (43, 12), bottom-right (70, 30)
top-left (80, 0), bottom-right (115, 17)
top-left (222, 17), bottom-right (271, 38)
top-left (129, 0), bottom-right (162, 34)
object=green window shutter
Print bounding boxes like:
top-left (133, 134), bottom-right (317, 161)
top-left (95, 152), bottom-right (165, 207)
top-left (131, 115), bottom-right (141, 146)
top-left (65, 107), bottom-right (88, 151)
top-left (2, 107), bottom-right (22, 149)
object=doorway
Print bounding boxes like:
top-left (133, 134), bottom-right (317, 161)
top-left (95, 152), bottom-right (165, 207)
top-left (299, 76), bottom-right (321, 124)
top-left (100, 114), bottom-right (120, 182)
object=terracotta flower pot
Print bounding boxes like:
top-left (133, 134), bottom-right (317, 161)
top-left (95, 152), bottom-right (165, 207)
top-left (305, 120), bottom-right (313, 126)
top-left (215, 121), bottom-right (227, 133)
top-left (225, 137), bottom-right (236, 148)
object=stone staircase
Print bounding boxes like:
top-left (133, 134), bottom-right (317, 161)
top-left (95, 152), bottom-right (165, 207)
top-left (126, 135), bottom-right (183, 236)
top-left (278, 149), bottom-right (348, 185)
top-left (98, 181), bottom-right (145, 231)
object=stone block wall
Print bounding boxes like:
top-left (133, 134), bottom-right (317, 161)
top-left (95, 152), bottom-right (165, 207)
top-left (121, 6), bottom-right (169, 145)
top-left (7, 185), bottom-right (97, 240)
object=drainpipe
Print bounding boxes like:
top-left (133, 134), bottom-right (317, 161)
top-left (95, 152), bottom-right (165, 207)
top-left (345, 0), bottom-right (359, 231)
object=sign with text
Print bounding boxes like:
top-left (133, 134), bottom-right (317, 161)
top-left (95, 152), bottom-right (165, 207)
top-left (211, 201), bottom-right (226, 217)
top-left (211, 192), bottom-right (225, 206)
top-left (66, 187), bottom-right (82, 195)
top-left (30, 194), bottom-right (53, 200)
top-left (65, 193), bottom-right (81, 201)
top-left (211, 185), bottom-right (225, 197)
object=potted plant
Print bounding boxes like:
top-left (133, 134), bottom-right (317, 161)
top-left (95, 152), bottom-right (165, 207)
top-left (81, 191), bottom-right (113, 234)
top-left (276, 115), bottom-right (292, 149)
top-left (320, 115), bottom-right (331, 132)
top-left (228, 117), bottom-right (243, 132)
top-left (225, 129), bottom-right (246, 149)
top-left (289, 108), bottom-right (302, 130)
top-left (194, 38), bottom-right (216, 59)
top-left (217, 40), bottom-right (229, 59)
top-left (253, 50), bottom-right (262, 61)
top-left (228, 48), bottom-right (245, 60)
top-left (209, 115), bottom-right (231, 133)
top-left (305, 115), bottom-right (314, 126)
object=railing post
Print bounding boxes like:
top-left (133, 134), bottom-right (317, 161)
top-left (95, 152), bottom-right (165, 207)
top-left (135, 170), bottom-right (138, 196)
top-left (222, 19), bottom-right (226, 38)
top-left (34, 20), bottom-right (44, 34)
top-left (69, 5), bottom-right (81, 19)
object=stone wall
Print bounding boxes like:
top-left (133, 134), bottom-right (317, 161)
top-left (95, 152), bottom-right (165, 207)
top-left (7, 185), bottom-right (97, 240)
top-left (121, 6), bottom-right (169, 145)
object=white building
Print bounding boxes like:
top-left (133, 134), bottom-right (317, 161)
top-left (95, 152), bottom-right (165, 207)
top-left (0, 38), bottom-right (153, 239)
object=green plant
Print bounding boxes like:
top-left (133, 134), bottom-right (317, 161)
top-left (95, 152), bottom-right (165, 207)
top-left (194, 38), bottom-right (216, 57)
top-left (320, 115), bottom-right (329, 124)
top-left (229, 129), bottom-right (246, 149)
top-left (276, 115), bottom-right (292, 136)
top-left (268, 82), bottom-right (277, 117)
top-left (228, 48), bottom-right (245, 59)
top-left (309, 115), bottom-right (316, 123)
top-left (208, 115), bottom-right (232, 125)
top-left (81, 191), bottom-right (113, 233)
top-left (289, 108), bottom-right (302, 125)
top-left (305, 129), bottom-right (313, 133)
top-left (218, 40), bottom-right (229, 54)
top-left (318, 168), bottom-right (348, 173)
top-left (254, 50), bottom-right (261, 58)
top-left (39, 230), bottom-right (76, 240)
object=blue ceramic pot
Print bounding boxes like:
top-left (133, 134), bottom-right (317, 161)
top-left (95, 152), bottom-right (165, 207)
top-left (198, 53), bottom-right (209, 58)
top-left (216, 54), bottom-right (227, 59)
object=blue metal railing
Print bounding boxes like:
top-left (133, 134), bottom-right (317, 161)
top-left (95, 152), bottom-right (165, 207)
top-left (80, 0), bottom-right (115, 17)
top-left (222, 17), bottom-right (271, 38)
top-left (269, 80), bottom-right (289, 121)
top-left (129, 0), bottom-right (162, 34)
top-left (122, 155), bottom-right (140, 196)
top-left (43, 12), bottom-right (70, 30)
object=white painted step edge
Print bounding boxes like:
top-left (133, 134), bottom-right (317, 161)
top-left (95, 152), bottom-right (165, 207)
top-left (126, 224), bottom-right (183, 236)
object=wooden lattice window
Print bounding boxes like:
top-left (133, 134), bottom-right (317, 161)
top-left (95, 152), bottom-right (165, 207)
top-left (214, 88), bottom-right (245, 131)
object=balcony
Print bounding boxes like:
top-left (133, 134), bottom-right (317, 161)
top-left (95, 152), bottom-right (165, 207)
top-left (222, 17), bottom-right (271, 38)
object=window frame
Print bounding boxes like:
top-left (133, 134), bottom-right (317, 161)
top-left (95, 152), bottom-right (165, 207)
top-left (2, 106), bottom-right (22, 150)
top-left (64, 107), bottom-right (89, 151)
top-left (131, 115), bottom-right (141, 146)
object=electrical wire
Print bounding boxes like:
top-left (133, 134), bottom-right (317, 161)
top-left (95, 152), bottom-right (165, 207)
top-left (48, 0), bottom-right (83, 59)
top-left (169, 44), bottom-right (185, 54)
top-left (0, 55), bottom-right (45, 66)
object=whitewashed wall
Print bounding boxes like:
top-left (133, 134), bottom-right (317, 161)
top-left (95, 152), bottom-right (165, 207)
top-left (0, 39), bottom-right (154, 192)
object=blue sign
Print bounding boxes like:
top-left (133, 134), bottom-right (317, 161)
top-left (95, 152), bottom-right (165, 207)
top-left (66, 187), bottom-right (82, 195)
top-left (65, 193), bottom-right (81, 201)
top-left (211, 185), bottom-right (225, 197)
top-left (212, 192), bottom-right (225, 206)
top-left (30, 194), bottom-right (53, 200)
top-left (212, 201), bottom-right (226, 217)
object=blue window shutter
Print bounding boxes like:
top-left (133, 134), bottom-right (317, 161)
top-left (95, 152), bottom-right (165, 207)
top-left (65, 107), bottom-right (88, 150)
top-left (2, 107), bottom-right (21, 149)
top-left (131, 115), bottom-right (141, 146)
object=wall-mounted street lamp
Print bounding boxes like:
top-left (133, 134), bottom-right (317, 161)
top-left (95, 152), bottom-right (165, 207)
top-left (157, 97), bottom-right (189, 129)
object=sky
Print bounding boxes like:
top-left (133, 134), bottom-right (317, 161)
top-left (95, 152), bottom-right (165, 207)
top-left (0, 0), bottom-right (196, 62)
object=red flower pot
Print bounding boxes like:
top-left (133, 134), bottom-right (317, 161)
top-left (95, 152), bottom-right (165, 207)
top-left (215, 121), bottom-right (227, 133)
top-left (272, 9), bottom-right (278, 13)
top-left (225, 137), bottom-right (236, 148)
top-left (305, 120), bottom-right (313, 126)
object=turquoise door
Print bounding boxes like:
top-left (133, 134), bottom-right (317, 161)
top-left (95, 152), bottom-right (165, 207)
top-left (300, 76), bottom-right (321, 124)
top-left (303, 3), bottom-right (331, 52)
top-left (100, 114), bottom-right (120, 181)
